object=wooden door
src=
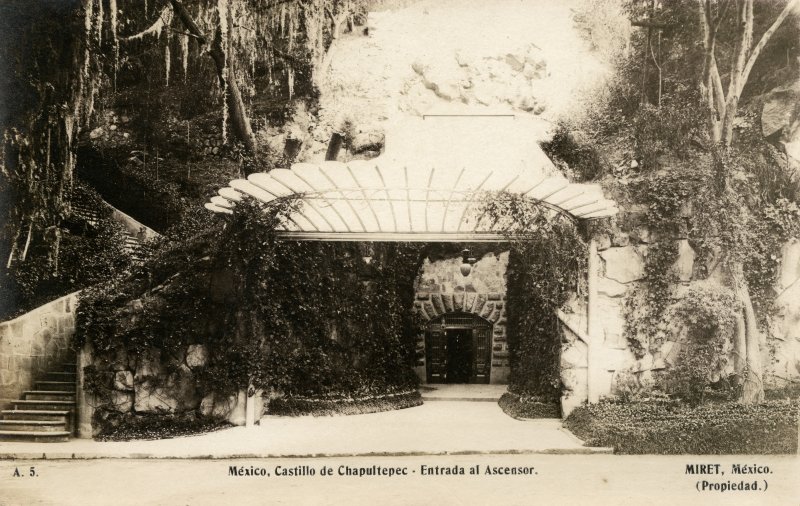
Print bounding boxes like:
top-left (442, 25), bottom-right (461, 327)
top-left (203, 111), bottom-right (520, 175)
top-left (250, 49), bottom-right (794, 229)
top-left (426, 313), bottom-right (493, 384)
top-left (425, 322), bottom-right (447, 383)
top-left (472, 324), bottom-right (492, 384)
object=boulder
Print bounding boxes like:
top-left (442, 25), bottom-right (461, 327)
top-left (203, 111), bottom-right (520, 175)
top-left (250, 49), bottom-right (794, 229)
top-left (761, 82), bottom-right (800, 138)
top-left (134, 368), bottom-right (199, 413)
top-left (200, 393), bottom-right (238, 419)
top-left (113, 370), bottom-right (134, 391)
top-left (561, 340), bottom-right (587, 369)
top-left (134, 348), bottom-right (162, 378)
top-left (134, 380), bottom-right (179, 413)
top-left (110, 391), bottom-right (133, 412)
top-left (598, 277), bottom-right (627, 297)
top-left (611, 232), bottom-right (630, 247)
top-left (185, 344), bottom-right (208, 369)
top-left (600, 246), bottom-right (646, 284)
top-left (671, 239), bottom-right (696, 283)
top-left (594, 233), bottom-right (612, 251)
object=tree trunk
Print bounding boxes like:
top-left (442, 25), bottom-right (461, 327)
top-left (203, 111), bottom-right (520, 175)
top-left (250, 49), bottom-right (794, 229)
top-left (169, 0), bottom-right (257, 153)
top-left (732, 311), bottom-right (746, 379)
top-left (732, 263), bottom-right (764, 404)
top-left (698, 0), bottom-right (799, 404)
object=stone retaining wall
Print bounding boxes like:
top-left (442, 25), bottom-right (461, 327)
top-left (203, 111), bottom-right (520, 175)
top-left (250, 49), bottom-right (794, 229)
top-left (0, 292), bottom-right (78, 409)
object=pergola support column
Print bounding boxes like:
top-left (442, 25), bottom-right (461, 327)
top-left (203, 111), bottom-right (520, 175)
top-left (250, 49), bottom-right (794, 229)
top-left (586, 238), bottom-right (601, 403)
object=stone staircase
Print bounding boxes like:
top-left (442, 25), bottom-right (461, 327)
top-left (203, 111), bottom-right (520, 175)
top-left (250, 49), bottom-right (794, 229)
top-left (71, 191), bottom-right (149, 264)
top-left (0, 360), bottom-right (77, 442)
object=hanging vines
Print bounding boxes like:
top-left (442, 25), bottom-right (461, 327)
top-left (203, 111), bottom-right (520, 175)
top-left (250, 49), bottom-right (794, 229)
top-left (0, 0), bottom-right (107, 315)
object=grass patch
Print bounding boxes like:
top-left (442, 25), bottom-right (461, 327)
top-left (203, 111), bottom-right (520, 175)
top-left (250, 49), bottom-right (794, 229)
top-left (498, 392), bottom-right (561, 419)
top-left (563, 399), bottom-right (799, 454)
top-left (267, 391), bottom-right (422, 417)
top-left (94, 410), bottom-right (232, 441)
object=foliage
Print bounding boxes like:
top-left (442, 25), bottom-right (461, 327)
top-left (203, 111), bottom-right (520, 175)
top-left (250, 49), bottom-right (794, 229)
top-left (0, 182), bottom-right (133, 319)
top-left (660, 286), bottom-right (741, 405)
top-left (267, 390), bottom-right (422, 417)
top-left (481, 194), bottom-right (587, 400)
top-left (76, 146), bottom-right (188, 231)
top-left (76, 196), bottom-right (422, 407)
top-left (541, 124), bottom-right (605, 181)
top-left (498, 392), bottom-right (560, 419)
top-left (93, 408), bottom-right (231, 441)
top-left (564, 398), bottom-right (799, 454)
top-left (0, 0), bottom-right (107, 317)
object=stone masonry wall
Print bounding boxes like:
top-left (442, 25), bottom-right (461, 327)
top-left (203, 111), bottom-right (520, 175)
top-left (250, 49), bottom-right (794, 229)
top-left (0, 292), bottom-right (78, 409)
top-left (412, 252), bottom-right (510, 384)
top-left (559, 229), bottom-right (800, 416)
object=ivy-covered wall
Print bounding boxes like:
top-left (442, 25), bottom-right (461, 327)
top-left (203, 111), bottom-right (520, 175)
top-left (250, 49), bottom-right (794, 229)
top-left (72, 200), bottom-right (423, 434)
top-left (559, 207), bottom-right (800, 415)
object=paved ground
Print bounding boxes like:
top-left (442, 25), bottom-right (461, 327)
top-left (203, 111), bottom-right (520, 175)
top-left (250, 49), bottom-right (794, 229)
top-left (1, 455), bottom-right (797, 506)
top-left (419, 384), bottom-right (507, 401)
top-left (0, 400), bottom-right (604, 459)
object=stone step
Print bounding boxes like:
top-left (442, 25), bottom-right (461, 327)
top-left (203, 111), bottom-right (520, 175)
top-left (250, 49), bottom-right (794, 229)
top-left (45, 372), bottom-right (77, 379)
top-left (35, 381), bottom-right (75, 392)
top-left (23, 391), bottom-right (76, 401)
top-left (0, 420), bottom-right (67, 432)
top-left (1, 410), bottom-right (70, 422)
top-left (12, 400), bottom-right (76, 411)
top-left (0, 430), bottom-right (70, 442)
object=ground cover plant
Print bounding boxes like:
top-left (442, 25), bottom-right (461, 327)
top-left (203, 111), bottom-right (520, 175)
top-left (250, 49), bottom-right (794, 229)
top-left (498, 391), bottom-right (560, 419)
top-left (93, 410), bottom-right (231, 442)
top-left (267, 390), bottom-right (422, 417)
top-left (564, 398), bottom-right (799, 454)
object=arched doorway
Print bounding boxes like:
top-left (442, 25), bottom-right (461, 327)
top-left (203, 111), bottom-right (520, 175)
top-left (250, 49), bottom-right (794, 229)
top-left (425, 312), bottom-right (492, 384)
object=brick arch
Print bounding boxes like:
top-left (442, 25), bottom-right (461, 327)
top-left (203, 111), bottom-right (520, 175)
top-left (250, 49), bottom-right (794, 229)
top-left (412, 292), bottom-right (506, 324)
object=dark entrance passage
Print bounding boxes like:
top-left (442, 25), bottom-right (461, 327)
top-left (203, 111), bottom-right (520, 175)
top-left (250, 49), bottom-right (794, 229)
top-left (425, 312), bottom-right (492, 384)
top-left (446, 329), bottom-right (472, 383)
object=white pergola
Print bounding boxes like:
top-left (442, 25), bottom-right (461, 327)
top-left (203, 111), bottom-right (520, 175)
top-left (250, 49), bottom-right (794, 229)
top-left (206, 146), bottom-right (617, 410)
top-left (204, 158), bottom-right (618, 241)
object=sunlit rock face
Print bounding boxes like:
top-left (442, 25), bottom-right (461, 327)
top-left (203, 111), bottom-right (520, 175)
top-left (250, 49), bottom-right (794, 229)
top-left (307, 0), bottom-right (607, 162)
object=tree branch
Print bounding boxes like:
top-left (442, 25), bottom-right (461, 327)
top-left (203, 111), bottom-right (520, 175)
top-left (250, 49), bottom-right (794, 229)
top-left (739, 0), bottom-right (799, 96)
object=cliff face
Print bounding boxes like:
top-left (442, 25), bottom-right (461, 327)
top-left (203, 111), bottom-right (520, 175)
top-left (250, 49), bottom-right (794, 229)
top-left (299, 0), bottom-right (608, 162)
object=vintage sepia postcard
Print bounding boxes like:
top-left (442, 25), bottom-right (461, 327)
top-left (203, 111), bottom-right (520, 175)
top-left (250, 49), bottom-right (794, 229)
top-left (0, 0), bottom-right (798, 504)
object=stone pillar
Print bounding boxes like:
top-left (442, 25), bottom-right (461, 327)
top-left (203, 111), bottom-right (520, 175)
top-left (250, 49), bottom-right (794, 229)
top-left (586, 238), bottom-right (600, 403)
top-left (76, 344), bottom-right (95, 438)
top-left (228, 389), bottom-right (247, 426)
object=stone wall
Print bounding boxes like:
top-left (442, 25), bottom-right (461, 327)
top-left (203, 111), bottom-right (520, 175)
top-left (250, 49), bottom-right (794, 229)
top-left (559, 229), bottom-right (800, 416)
top-left (85, 335), bottom-right (248, 435)
top-left (0, 292), bottom-right (78, 409)
top-left (769, 238), bottom-right (800, 386)
top-left (412, 251), bottom-right (510, 384)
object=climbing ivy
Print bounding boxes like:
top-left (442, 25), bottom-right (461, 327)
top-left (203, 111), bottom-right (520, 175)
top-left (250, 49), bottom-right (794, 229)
top-left (661, 286), bottom-right (741, 405)
top-left (481, 193), bottom-right (587, 401)
top-left (75, 196), bottom-right (422, 403)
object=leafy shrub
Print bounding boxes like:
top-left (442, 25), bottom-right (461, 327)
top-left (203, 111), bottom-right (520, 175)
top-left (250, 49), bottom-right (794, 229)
top-left (541, 124), bottom-right (605, 181)
top-left (481, 195), bottom-right (587, 401)
top-left (0, 182), bottom-right (133, 319)
top-left (660, 286), bottom-right (741, 405)
top-left (498, 392), bottom-right (560, 419)
top-left (564, 399), bottom-right (799, 454)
